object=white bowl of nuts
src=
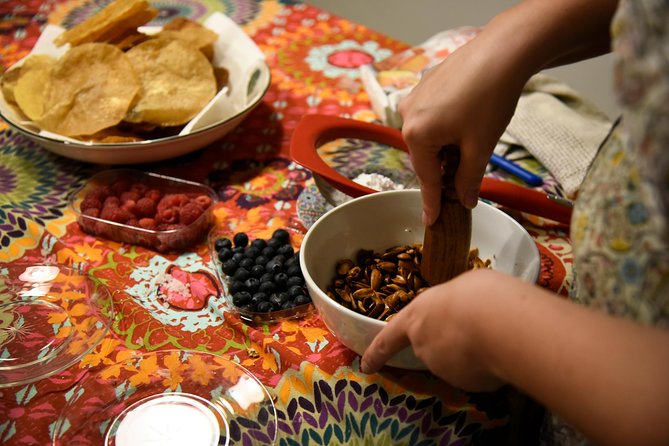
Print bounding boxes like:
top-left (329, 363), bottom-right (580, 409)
top-left (299, 189), bottom-right (540, 370)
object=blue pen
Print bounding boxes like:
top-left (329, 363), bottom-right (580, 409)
top-left (489, 153), bottom-right (544, 187)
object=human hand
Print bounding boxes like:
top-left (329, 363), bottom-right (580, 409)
top-left (360, 268), bottom-right (525, 392)
top-left (399, 30), bottom-right (530, 226)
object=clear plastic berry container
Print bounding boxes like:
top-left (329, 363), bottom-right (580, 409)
top-left (70, 169), bottom-right (217, 253)
top-left (208, 225), bottom-right (315, 324)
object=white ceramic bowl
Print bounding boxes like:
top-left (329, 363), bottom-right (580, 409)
top-left (0, 13), bottom-right (270, 165)
top-left (299, 189), bottom-right (540, 370)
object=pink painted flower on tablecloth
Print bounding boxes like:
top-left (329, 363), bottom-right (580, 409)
top-left (305, 39), bottom-right (392, 79)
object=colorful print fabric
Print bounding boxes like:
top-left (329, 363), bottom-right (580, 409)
top-left (0, 1), bottom-right (573, 444)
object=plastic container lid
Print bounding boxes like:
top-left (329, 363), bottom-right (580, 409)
top-left (51, 350), bottom-right (277, 445)
top-left (0, 264), bottom-right (114, 388)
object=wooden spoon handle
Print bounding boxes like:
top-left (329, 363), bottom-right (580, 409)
top-left (421, 146), bottom-right (472, 286)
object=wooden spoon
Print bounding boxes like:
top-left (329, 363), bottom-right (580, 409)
top-left (421, 146), bottom-right (472, 286)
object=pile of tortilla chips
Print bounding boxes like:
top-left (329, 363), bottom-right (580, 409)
top-left (1, 0), bottom-right (229, 143)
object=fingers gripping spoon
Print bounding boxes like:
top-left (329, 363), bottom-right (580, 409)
top-left (421, 146), bottom-right (472, 286)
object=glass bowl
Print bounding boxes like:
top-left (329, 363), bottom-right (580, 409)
top-left (0, 264), bottom-right (114, 387)
top-left (51, 350), bottom-right (277, 445)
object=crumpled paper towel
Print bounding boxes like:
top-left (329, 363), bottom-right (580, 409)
top-left (501, 74), bottom-right (613, 196)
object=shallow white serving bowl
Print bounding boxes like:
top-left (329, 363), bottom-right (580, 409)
top-left (299, 189), bottom-right (540, 370)
top-left (0, 13), bottom-right (270, 165)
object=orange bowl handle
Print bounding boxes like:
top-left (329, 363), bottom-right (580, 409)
top-left (290, 114), bottom-right (572, 226)
top-left (290, 115), bottom-right (407, 197)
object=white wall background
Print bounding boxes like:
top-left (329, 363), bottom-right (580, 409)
top-left (306, 0), bottom-right (619, 118)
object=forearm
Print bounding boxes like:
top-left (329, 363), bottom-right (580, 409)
top-left (477, 0), bottom-right (617, 84)
top-left (473, 274), bottom-right (669, 445)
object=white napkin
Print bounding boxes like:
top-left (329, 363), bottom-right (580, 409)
top-left (501, 74), bottom-right (614, 197)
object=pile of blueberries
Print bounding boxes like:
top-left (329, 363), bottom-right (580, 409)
top-left (214, 229), bottom-right (312, 314)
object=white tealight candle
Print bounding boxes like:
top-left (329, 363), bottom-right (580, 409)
top-left (114, 394), bottom-right (220, 446)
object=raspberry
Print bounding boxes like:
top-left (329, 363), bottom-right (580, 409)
top-left (138, 218), bottom-right (157, 230)
top-left (120, 191), bottom-right (141, 203)
top-left (81, 196), bottom-right (102, 212)
top-left (157, 194), bottom-right (189, 213)
top-left (130, 183), bottom-right (148, 196)
top-left (126, 218), bottom-right (139, 227)
top-left (134, 197), bottom-right (156, 218)
top-left (179, 202), bottom-right (203, 225)
top-left (82, 207), bottom-right (100, 218)
top-left (100, 206), bottom-right (133, 223)
top-left (111, 179), bottom-right (132, 195)
top-left (103, 196), bottom-right (120, 208)
top-left (84, 187), bottom-right (111, 204)
top-left (194, 195), bottom-right (213, 210)
top-left (144, 188), bottom-right (162, 203)
top-left (157, 207), bottom-right (179, 224)
top-left (122, 199), bottom-right (137, 214)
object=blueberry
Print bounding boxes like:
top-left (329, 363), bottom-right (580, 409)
top-left (288, 285), bottom-right (304, 298)
top-left (244, 277), bottom-right (260, 293)
top-left (231, 252), bottom-right (245, 264)
top-left (259, 273), bottom-right (274, 283)
top-left (266, 260), bottom-right (283, 274)
top-left (232, 246), bottom-right (245, 254)
top-left (294, 294), bottom-right (311, 306)
top-left (233, 232), bottom-right (249, 248)
top-left (244, 247), bottom-right (259, 259)
top-left (277, 244), bottom-right (294, 258)
top-left (274, 272), bottom-right (288, 289)
top-left (221, 259), bottom-right (238, 276)
top-left (251, 264), bottom-right (265, 278)
top-left (258, 281), bottom-right (276, 295)
top-left (229, 280), bottom-right (246, 294)
top-left (233, 267), bottom-right (250, 282)
top-left (285, 256), bottom-right (299, 268)
top-left (239, 257), bottom-right (254, 270)
top-left (217, 247), bottom-right (233, 262)
top-left (286, 276), bottom-right (303, 288)
top-left (251, 239), bottom-right (267, 250)
top-left (254, 255), bottom-right (269, 267)
top-left (267, 238), bottom-right (283, 251)
top-left (272, 254), bottom-right (286, 264)
top-left (214, 237), bottom-right (232, 251)
top-left (232, 291), bottom-right (252, 306)
top-left (281, 301), bottom-right (296, 310)
top-left (286, 264), bottom-right (301, 277)
top-left (272, 229), bottom-right (290, 244)
top-left (257, 301), bottom-right (274, 313)
top-left (261, 246), bottom-right (275, 258)
top-left (269, 292), bottom-right (286, 308)
top-left (251, 292), bottom-right (269, 305)
top-left (239, 304), bottom-right (256, 312)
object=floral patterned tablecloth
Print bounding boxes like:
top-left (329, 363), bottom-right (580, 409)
top-left (0, 1), bottom-right (573, 445)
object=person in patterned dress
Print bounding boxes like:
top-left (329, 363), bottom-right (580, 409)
top-left (361, 0), bottom-right (669, 444)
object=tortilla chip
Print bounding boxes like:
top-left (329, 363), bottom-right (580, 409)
top-left (38, 43), bottom-right (140, 136)
top-left (54, 0), bottom-right (155, 47)
top-left (124, 37), bottom-right (216, 126)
